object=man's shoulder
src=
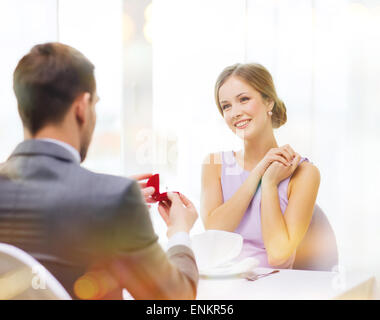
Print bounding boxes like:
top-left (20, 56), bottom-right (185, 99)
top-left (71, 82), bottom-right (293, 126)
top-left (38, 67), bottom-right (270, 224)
top-left (78, 165), bottom-right (133, 185)
top-left (73, 165), bottom-right (138, 198)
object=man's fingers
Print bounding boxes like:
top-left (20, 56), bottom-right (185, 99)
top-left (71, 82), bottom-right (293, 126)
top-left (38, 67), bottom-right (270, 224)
top-left (167, 192), bottom-right (181, 204)
top-left (178, 193), bottom-right (195, 209)
top-left (138, 182), bottom-right (147, 188)
top-left (130, 173), bottom-right (153, 181)
top-left (160, 200), bottom-right (171, 209)
top-left (142, 186), bottom-right (155, 197)
top-left (141, 187), bottom-right (157, 204)
top-left (158, 203), bottom-right (170, 225)
top-left (145, 197), bottom-right (157, 204)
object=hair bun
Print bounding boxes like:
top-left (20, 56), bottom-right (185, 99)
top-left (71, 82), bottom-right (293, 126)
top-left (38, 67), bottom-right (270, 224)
top-left (272, 99), bottom-right (287, 128)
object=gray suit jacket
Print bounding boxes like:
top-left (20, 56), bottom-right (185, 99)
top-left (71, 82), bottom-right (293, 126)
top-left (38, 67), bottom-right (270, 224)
top-left (0, 140), bottom-right (198, 299)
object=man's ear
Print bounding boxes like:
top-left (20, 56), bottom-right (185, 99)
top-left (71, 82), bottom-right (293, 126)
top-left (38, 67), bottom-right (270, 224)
top-left (74, 92), bottom-right (91, 125)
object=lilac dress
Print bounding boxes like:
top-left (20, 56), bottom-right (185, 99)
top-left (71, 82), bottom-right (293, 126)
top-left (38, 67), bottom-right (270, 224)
top-left (221, 151), bottom-right (308, 269)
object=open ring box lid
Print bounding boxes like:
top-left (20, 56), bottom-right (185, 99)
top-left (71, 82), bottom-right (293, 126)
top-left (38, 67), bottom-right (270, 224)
top-left (146, 174), bottom-right (179, 202)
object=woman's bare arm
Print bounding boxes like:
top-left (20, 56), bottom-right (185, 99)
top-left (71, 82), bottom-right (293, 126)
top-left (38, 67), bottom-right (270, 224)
top-left (201, 153), bottom-right (262, 231)
top-left (260, 161), bottom-right (320, 266)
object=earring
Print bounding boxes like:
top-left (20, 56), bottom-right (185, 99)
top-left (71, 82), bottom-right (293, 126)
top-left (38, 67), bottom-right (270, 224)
top-left (268, 111), bottom-right (273, 116)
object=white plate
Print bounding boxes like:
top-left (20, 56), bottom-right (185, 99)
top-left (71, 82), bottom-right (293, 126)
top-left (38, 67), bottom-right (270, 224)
top-left (199, 257), bottom-right (259, 278)
top-left (191, 230), bottom-right (243, 270)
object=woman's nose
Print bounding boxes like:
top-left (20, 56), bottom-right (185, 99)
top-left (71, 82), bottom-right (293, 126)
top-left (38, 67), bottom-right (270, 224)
top-left (231, 105), bottom-right (243, 119)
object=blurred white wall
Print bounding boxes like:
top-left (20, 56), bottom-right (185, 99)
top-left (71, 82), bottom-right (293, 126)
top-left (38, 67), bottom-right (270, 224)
top-left (0, 0), bottom-right (123, 175)
top-left (0, 0), bottom-right (58, 161)
top-left (152, 0), bottom-right (380, 297)
top-left (58, 0), bottom-right (123, 175)
top-left (151, 0), bottom-right (247, 238)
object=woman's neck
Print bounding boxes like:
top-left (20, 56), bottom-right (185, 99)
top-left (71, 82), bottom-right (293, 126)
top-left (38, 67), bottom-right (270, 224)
top-left (240, 131), bottom-right (278, 167)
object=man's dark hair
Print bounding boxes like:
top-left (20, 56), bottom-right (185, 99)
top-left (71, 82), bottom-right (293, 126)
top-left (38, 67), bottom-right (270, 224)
top-left (13, 42), bottom-right (96, 134)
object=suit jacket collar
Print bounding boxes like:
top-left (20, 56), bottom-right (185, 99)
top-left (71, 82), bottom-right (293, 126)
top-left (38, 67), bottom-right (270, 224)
top-left (9, 139), bottom-right (80, 164)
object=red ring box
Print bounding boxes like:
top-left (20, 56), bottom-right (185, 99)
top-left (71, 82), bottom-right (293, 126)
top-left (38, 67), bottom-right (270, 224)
top-left (146, 174), bottom-right (179, 202)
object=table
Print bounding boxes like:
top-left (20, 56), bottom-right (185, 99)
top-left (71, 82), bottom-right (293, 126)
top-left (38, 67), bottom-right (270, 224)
top-left (196, 268), bottom-right (376, 300)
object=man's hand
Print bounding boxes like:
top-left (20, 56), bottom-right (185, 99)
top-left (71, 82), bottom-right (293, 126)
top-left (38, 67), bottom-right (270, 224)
top-left (129, 173), bottom-right (157, 208)
top-left (158, 193), bottom-right (198, 238)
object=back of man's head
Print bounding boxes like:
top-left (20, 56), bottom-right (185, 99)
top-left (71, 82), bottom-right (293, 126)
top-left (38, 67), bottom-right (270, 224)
top-left (13, 42), bottom-right (96, 135)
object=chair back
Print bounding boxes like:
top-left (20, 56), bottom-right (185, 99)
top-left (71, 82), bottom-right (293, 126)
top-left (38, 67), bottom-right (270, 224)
top-left (0, 243), bottom-right (71, 300)
top-left (293, 205), bottom-right (338, 271)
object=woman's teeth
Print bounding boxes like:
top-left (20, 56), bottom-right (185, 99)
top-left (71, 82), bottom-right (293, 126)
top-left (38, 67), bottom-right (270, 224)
top-left (235, 120), bottom-right (251, 128)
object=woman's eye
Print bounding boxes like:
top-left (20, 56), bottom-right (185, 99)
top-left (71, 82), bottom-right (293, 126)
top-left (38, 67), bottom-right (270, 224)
top-left (240, 97), bottom-right (249, 102)
top-left (222, 104), bottom-right (231, 110)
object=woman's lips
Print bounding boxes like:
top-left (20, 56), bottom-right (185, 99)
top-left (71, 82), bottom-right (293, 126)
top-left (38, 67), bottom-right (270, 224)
top-left (234, 119), bottom-right (251, 129)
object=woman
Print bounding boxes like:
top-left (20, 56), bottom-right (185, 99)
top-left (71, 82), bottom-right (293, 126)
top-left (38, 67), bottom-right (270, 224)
top-left (201, 63), bottom-right (321, 268)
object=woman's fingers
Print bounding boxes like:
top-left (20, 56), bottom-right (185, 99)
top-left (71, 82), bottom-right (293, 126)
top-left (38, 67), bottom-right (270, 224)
top-left (269, 150), bottom-right (289, 165)
top-left (291, 153), bottom-right (302, 169)
top-left (270, 155), bottom-right (291, 167)
top-left (267, 146), bottom-right (296, 166)
top-left (279, 146), bottom-right (292, 163)
top-left (283, 144), bottom-right (296, 161)
top-left (273, 145), bottom-right (294, 163)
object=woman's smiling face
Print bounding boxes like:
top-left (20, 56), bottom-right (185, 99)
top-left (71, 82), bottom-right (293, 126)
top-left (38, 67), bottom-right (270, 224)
top-left (218, 76), bottom-right (273, 139)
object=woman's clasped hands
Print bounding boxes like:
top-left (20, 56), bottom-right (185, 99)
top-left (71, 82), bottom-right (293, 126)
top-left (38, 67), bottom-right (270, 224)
top-left (254, 144), bottom-right (301, 186)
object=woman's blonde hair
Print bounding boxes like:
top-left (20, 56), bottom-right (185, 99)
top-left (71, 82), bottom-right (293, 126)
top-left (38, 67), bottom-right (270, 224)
top-left (214, 63), bottom-right (287, 129)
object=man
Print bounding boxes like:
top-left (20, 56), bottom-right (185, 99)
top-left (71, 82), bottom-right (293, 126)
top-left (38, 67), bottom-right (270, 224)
top-left (0, 42), bottom-right (198, 299)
